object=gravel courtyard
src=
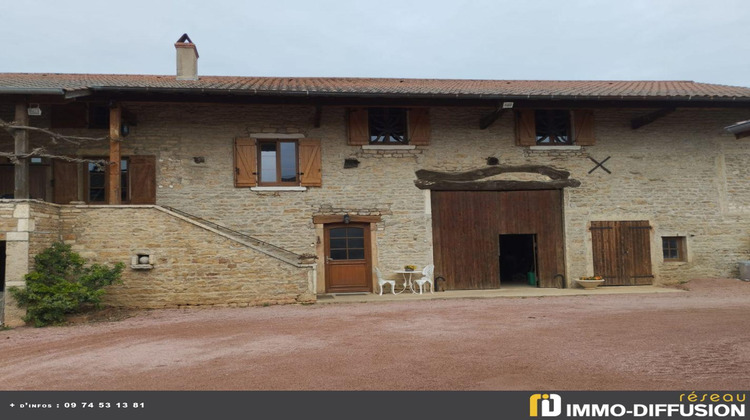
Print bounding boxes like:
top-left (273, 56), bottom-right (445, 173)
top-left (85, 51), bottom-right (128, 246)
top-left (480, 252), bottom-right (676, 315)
top-left (1, 278), bottom-right (748, 390)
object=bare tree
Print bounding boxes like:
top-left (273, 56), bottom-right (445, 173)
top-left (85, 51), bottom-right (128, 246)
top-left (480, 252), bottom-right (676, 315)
top-left (0, 117), bottom-right (112, 167)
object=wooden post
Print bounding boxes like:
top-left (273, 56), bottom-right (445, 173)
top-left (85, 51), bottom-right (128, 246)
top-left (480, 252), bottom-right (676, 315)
top-left (108, 105), bottom-right (122, 204)
top-left (13, 103), bottom-right (29, 199)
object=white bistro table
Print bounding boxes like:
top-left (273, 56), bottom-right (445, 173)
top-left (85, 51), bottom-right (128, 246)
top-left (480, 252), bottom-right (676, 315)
top-left (393, 269), bottom-right (420, 294)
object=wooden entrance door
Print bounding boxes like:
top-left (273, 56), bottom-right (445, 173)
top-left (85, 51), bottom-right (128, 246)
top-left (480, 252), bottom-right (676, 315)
top-left (590, 221), bottom-right (653, 285)
top-left (324, 223), bottom-right (371, 293)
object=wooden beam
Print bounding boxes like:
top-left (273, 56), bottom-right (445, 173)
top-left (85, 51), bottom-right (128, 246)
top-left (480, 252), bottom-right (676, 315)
top-left (414, 179), bottom-right (581, 191)
top-left (631, 108), bottom-right (676, 129)
top-left (479, 107), bottom-right (506, 130)
top-left (415, 165), bottom-right (572, 182)
top-left (312, 215), bottom-right (382, 224)
top-left (108, 105), bottom-right (122, 204)
top-left (13, 103), bottom-right (29, 199)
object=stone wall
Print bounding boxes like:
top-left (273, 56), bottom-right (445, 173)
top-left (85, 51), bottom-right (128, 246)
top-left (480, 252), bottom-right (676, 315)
top-left (1, 200), bottom-right (314, 325)
top-left (2, 102), bottom-right (749, 291)
top-left (0, 200), bottom-right (63, 326)
top-left (60, 206), bottom-right (314, 308)
top-left (111, 103), bottom-right (747, 286)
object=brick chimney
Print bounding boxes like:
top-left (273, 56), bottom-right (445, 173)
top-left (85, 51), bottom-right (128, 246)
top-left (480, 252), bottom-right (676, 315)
top-left (175, 34), bottom-right (199, 80)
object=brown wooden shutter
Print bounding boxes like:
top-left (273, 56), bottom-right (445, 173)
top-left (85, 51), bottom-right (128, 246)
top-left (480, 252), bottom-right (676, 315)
top-left (0, 165), bottom-right (14, 198)
top-left (347, 108), bottom-right (369, 145)
top-left (573, 110), bottom-right (596, 146)
top-left (408, 108), bottom-right (431, 145)
top-left (591, 220), bottom-right (653, 286)
top-left (299, 138), bottom-right (322, 187)
top-left (234, 138), bottom-right (257, 187)
top-left (129, 155), bottom-right (156, 204)
top-left (621, 221), bottom-right (653, 285)
top-left (515, 110), bottom-right (536, 146)
top-left (52, 160), bottom-right (79, 204)
top-left (590, 221), bottom-right (619, 283)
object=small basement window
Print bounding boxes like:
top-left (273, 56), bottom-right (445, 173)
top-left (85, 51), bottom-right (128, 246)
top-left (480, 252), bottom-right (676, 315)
top-left (662, 236), bottom-right (687, 262)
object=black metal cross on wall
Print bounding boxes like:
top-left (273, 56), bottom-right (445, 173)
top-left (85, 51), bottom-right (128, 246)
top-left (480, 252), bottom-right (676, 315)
top-left (588, 156), bottom-right (612, 174)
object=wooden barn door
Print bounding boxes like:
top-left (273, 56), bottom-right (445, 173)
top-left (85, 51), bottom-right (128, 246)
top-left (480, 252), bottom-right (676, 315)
top-left (591, 221), bottom-right (653, 285)
top-left (431, 190), bottom-right (565, 290)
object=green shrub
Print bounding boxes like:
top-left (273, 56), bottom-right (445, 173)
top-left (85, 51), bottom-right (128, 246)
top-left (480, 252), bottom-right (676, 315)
top-left (9, 242), bottom-right (124, 327)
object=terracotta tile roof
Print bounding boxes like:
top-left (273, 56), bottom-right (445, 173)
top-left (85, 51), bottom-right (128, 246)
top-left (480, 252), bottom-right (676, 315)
top-left (2, 73), bottom-right (750, 101)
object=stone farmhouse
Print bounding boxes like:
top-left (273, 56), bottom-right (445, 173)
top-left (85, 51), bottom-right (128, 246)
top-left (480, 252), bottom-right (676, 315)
top-left (1, 36), bottom-right (749, 325)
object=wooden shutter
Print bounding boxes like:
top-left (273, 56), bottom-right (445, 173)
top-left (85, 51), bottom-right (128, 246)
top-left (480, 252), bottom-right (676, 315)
top-left (347, 108), bottom-right (369, 145)
top-left (590, 221), bottom-right (619, 283)
top-left (408, 108), bottom-right (431, 145)
top-left (129, 155), bottom-right (156, 204)
top-left (515, 110), bottom-right (536, 146)
top-left (29, 165), bottom-right (49, 200)
top-left (591, 220), bottom-right (653, 286)
top-left (234, 138), bottom-right (257, 187)
top-left (573, 110), bottom-right (596, 146)
top-left (621, 221), bottom-right (653, 285)
top-left (299, 138), bottom-right (322, 187)
top-left (0, 164), bottom-right (13, 198)
top-left (52, 160), bottom-right (79, 204)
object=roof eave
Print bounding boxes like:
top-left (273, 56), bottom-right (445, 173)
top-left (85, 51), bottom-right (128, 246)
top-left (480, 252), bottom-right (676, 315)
top-left (0, 87), bottom-right (65, 95)
top-left (87, 86), bottom-right (750, 104)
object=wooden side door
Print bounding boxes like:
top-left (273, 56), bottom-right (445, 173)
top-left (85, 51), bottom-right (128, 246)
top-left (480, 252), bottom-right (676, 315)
top-left (324, 223), bottom-right (372, 293)
top-left (591, 221), bottom-right (653, 285)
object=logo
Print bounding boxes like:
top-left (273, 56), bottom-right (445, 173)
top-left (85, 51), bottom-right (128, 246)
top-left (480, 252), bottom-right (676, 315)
top-left (530, 393), bottom-right (562, 417)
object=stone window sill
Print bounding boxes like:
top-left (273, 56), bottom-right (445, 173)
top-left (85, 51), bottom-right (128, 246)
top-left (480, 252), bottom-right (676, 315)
top-left (361, 145), bottom-right (416, 150)
top-left (528, 145), bottom-right (582, 151)
top-left (251, 186), bottom-right (307, 192)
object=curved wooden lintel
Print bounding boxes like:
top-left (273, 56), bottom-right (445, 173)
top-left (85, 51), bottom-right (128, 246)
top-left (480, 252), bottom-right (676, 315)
top-left (414, 178), bottom-right (581, 191)
top-left (415, 165), bottom-right (571, 182)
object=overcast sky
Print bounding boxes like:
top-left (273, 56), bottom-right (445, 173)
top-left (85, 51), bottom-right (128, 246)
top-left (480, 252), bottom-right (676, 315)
top-left (2, 0), bottom-right (750, 86)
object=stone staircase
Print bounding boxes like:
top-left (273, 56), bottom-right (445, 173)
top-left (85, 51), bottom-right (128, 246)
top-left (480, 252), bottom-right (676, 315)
top-left (158, 205), bottom-right (305, 266)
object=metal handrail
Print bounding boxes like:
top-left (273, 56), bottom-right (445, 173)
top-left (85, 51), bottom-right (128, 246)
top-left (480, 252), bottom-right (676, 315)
top-left (160, 205), bottom-right (302, 260)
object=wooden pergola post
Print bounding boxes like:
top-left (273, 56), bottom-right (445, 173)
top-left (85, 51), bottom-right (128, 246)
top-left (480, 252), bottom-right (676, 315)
top-left (108, 104), bottom-right (122, 204)
top-left (13, 103), bottom-right (29, 199)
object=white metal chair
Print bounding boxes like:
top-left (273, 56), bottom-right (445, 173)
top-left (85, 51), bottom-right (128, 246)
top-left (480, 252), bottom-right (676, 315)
top-left (374, 267), bottom-right (396, 295)
top-left (414, 264), bottom-right (435, 294)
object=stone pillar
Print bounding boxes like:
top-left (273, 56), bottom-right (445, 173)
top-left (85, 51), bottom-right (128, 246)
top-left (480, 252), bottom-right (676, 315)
top-left (2, 203), bottom-right (32, 326)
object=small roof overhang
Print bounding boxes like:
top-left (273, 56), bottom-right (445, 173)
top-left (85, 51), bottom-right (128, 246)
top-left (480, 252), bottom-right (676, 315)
top-left (724, 120), bottom-right (750, 139)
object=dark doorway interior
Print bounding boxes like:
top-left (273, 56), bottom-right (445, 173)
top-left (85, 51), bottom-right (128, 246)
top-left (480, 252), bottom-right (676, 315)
top-left (0, 241), bottom-right (5, 292)
top-left (499, 234), bottom-right (537, 287)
